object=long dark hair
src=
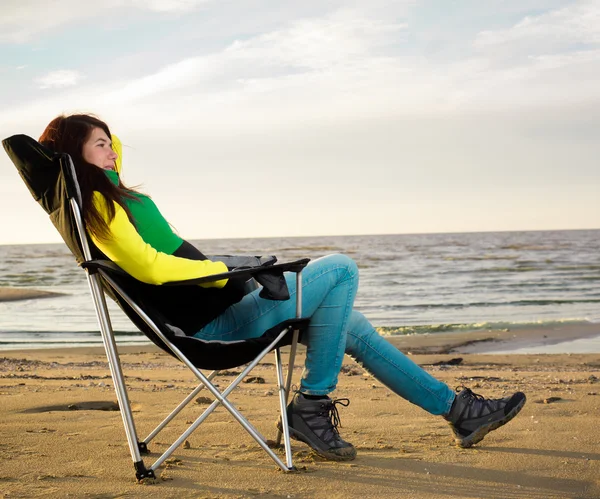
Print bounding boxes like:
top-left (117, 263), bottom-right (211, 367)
top-left (39, 114), bottom-right (138, 241)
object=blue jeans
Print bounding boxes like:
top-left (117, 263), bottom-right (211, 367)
top-left (195, 254), bottom-right (455, 416)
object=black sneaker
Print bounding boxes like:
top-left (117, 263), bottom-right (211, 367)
top-left (445, 387), bottom-right (526, 448)
top-left (280, 393), bottom-right (357, 461)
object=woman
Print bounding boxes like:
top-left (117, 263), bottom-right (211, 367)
top-left (39, 114), bottom-right (526, 461)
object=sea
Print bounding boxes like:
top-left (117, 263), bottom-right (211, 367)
top-left (1, 229), bottom-right (599, 352)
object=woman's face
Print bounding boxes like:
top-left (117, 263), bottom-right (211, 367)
top-left (82, 127), bottom-right (118, 170)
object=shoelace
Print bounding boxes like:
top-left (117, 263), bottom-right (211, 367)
top-left (319, 398), bottom-right (350, 436)
top-left (455, 386), bottom-right (499, 417)
top-left (456, 386), bottom-right (485, 401)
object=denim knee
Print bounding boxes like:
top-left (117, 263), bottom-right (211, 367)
top-left (320, 253), bottom-right (358, 282)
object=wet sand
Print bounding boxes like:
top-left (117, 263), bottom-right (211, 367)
top-left (385, 322), bottom-right (600, 355)
top-left (1, 324), bottom-right (600, 498)
top-left (0, 287), bottom-right (65, 302)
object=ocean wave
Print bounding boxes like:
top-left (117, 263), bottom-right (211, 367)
top-left (0, 330), bottom-right (142, 336)
top-left (438, 266), bottom-right (543, 275)
top-left (0, 330), bottom-right (148, 350)
top-left (0, 340), bottom-right (149, 351)
top-left (376, 318), bottom-right (594, 336)
top-left (381, 298), bottom-right (600, 310)
top-left (554, 265), bottom-right (600, 271)
top-left (276, 246), bottom-right (343, 252)
top-left (443, 255), bottom-right (519, 261)
top-left (499, 244), bottom-right (568, 251)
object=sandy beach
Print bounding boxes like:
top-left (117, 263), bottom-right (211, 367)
top-left (1, 323), bottom-right (600, 499)
top-left (0, 287), bottom-right (65, 302)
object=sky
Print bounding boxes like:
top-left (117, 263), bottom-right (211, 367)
top-left (0, 0), bottom-right (599, 245)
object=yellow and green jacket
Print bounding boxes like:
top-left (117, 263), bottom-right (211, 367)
top-left (87, 136), bottom-right (249, 334)
top-left (90, 135), bottom-right (228, 287)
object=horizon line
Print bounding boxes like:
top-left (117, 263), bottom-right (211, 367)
top-left (1, 226), bottom-right (599, 247)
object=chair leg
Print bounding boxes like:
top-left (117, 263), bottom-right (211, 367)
top-left (275, 328), bottom-right (300, 447)
top-left (274, 346), bottom-right (295, 470)
top-left (87, 273), bottom-right (154, 480)
top-left (275, 269), bottom-right (303, 447)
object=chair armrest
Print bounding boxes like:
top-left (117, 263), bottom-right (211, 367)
top-left (165, 258), bottom-right (310, 286)
top-left (80, 258), bottom-right (310, 285)
top-left (206, 255), bottom-right (277, 270)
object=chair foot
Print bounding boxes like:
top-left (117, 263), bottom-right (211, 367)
top-left (134, 460), bottom-right (155, 481)
top-left (138, 441), bottom-right (150, 454)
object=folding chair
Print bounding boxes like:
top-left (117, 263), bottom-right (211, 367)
top-left (3, 134), bottom-right (310, 481)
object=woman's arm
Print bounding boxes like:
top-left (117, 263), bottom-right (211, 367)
top-left (90, 192), bottom-right (228, 287)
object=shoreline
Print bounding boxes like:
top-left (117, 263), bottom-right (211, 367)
top-left (2, 322), bottom-right (599, 356)
top-left (385, 322), bottom-right (600, 355)
top-left (3, 287), bottom-right (599, 355)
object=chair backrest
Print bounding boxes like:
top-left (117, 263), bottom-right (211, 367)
top-left (3, 134), bottom-right (91, 262)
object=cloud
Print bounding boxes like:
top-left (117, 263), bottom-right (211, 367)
top-left (475, 0), bottom-right (600, 49)
top-left (130, 0), bottom-right (211, 12)
top-left (455, 1), bottom-right (600, 110)
top-left (223, 10), bottom-right (405, 70)
top-left (36, 70), bottom-right (83, 89)
top-left (530, 48), bottom-right (600, 70)
top-left (0, 0), bottom-right (213, 43)
top-left (99, 3), bottom-right (600, 129)
top-left (3, 1), bottom-right (600, 137)
top-left (104, 11), bottom-right (408, 108)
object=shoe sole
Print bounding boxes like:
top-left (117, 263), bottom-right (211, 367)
top-left (453, 395), bottom-right (526, 448)
top-left (277, 422), bottom-right (357, 461)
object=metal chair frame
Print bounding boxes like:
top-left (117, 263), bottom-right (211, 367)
top-left (69, 184), bottom-right (303, 480)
